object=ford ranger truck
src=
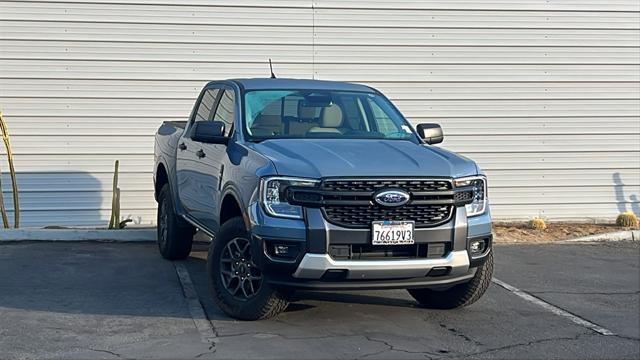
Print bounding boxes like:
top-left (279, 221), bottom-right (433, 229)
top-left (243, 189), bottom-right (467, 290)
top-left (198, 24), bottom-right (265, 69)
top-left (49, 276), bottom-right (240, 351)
top-left (154, 78), bottom-right (493, 320)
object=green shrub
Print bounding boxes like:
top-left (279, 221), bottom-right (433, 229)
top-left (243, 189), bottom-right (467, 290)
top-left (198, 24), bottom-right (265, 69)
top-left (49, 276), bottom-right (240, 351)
top-left (616, 212), bottom-right (639, 228)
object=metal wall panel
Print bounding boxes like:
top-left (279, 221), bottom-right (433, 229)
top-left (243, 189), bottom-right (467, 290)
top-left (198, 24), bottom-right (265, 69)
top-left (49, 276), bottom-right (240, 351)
top-left (0, 0), bottom-right (638, 226)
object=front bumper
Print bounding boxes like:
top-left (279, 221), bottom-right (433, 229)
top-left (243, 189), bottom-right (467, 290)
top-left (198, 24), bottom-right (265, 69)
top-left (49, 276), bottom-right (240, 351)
top-left (248, 202), bottom-right (492, 290)
top-left (293, 250), bottom-right (470, 280)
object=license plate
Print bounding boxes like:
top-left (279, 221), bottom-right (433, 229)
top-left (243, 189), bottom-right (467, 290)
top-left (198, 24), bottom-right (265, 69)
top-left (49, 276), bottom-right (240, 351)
top-left (372, 221), bottom-right (415, 245)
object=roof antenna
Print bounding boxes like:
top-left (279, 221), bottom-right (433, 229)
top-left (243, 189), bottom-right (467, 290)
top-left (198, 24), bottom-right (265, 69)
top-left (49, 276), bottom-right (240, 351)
top-left (268, 58), bottom-right (276, 79)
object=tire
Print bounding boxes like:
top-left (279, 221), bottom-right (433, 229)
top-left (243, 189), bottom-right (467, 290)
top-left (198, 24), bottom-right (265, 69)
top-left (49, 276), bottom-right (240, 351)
top-left (207, 217), bottom-right (289, 320)
top-left (408, 251), bottom-right (494, 309)
top-left (157, 184), bottom-right (195, 260)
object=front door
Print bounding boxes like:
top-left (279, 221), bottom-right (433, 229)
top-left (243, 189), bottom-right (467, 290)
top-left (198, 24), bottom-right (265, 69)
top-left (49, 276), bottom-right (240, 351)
top-left (195, 88), bottom-right (236, 232)
top-left (175, 87), bottom-right (221, 227)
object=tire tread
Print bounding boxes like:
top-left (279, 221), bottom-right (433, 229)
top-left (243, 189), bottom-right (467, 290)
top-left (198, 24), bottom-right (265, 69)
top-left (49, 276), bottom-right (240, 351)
top-left (408, 251), bottom-right (493, 309)
top-left (208, 217), bottom-right (289, 320)
top-left (157, 184), bottom-right (195, 260)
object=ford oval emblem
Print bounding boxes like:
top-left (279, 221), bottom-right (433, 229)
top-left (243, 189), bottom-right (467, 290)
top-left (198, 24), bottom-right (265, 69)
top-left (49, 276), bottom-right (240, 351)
top-left (374, 189), bottom-right (410, 207)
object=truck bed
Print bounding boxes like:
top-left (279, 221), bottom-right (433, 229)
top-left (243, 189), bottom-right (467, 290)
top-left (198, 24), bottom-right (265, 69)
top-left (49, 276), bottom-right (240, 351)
top-left (155, 121), bottom-right (188, 182)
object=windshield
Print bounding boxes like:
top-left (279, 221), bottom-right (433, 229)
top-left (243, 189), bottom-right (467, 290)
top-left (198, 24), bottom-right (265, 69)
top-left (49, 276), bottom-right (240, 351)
top-left (243, 90), bottom-right (419, 142)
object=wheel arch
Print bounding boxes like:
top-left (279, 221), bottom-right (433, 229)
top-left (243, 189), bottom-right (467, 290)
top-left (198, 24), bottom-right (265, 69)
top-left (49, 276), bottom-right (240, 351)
top-left (155, 162), bottom-right (169, 202)
top-left (219, 190), bottom-right (248, 229)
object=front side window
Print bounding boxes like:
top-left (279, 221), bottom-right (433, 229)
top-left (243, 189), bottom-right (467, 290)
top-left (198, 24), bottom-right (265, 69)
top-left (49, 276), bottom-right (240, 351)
top-left (368, 98), bottom-right (397, 134)
top-left (213, 89), bottom-right (235, 136)
top-left (243, 90), bottom-right (418, 142)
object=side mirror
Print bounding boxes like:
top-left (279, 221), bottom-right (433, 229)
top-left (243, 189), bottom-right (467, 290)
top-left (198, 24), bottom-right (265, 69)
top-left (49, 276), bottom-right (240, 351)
top-left (191, 121), bottom-right (228, 145)
top-left (416, 123), bottom-right (443, 145)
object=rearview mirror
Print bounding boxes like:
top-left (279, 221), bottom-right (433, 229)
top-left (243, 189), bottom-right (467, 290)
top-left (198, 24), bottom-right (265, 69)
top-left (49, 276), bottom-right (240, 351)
top-left (191, 121), bottom-right (228, 145)
top-left (416, 123), bottom-right (443, 145)
top-left (301, 94), bottom-right (332, 108)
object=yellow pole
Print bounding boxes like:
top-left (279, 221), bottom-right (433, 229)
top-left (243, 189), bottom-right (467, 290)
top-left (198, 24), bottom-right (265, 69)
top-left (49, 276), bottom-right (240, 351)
top-left (115, 188), bottom-right (121, 229)
top-left (0, 111), bottom-right (18, 228)
top-left (108, 160), bottom-right (119, 229)
top-left (0, 164), bottom-right (9, 228)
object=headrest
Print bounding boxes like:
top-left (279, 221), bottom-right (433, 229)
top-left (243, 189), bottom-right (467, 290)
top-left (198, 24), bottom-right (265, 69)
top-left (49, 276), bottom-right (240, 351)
top-left (298, 104), bottom-right (317, 120)
top-left (321, 104), bottom-right (343, 128)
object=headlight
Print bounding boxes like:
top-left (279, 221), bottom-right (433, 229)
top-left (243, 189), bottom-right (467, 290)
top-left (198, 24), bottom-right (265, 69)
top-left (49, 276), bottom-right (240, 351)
top-left (454, 176), bottom-right (487, 217)
top-left (260, 176), bottom-right (319, 219)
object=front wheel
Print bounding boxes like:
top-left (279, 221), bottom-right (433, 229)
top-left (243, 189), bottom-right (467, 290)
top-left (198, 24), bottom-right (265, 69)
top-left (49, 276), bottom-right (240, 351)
top-left (408, 251), bottom-right (494, 309)
top-left (207, 217), bottom-right (289, 320)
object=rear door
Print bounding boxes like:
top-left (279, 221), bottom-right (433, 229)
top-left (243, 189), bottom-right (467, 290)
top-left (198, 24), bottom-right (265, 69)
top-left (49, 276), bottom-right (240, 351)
top-left (175, 86), bottom-right (221, 224)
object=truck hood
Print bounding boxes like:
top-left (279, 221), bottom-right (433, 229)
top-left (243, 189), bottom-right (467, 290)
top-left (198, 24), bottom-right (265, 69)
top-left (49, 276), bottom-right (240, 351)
top-left (248, 139), bottom-right (478, 179)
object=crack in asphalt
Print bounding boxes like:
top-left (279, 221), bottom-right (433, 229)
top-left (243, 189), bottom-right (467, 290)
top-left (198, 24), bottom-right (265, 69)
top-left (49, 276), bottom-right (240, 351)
top-left (88, 348), bottom-right (124, 359)
top-left (216, 331), bottom-right (441, 359)
top-left (438, 323), bottom-right (485, 347)
top-left (216, 331), bottom-right (343, 341)
top-left (194, 350), bottom-right (215, 358)
top-left (611, 334), bottom-right (640, 342)
top-left (454, 332), bottom-right (591, 359)
top-left (358, 336), bottom-right (441, 359)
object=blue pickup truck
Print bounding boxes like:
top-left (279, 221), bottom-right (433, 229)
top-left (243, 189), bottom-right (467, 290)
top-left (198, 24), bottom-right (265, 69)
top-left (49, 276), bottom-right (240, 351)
top-left (154, 78), bottom-right (493, 320)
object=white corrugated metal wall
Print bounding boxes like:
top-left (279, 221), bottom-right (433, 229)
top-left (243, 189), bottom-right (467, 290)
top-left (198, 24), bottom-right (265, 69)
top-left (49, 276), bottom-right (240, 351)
top-left (0, 0), bottom-right (638, 227)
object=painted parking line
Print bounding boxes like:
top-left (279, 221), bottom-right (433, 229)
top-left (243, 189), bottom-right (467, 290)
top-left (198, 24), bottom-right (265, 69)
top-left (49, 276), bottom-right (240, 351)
top-left (492, 278), bottom-right (615, 336)
top-left (174, 262), bottom-right (218, 348)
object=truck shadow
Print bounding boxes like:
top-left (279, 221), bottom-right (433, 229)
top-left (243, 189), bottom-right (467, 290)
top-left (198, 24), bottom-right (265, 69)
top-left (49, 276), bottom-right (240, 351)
top-left (0, 241), bottom-right (417, 321)
top-left (0, 242), bottom-right (195, 319)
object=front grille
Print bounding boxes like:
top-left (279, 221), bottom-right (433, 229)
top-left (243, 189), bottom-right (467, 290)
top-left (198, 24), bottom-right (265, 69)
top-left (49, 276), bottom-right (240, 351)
top-left (319, 178), bottom-right (454, 228)
top-left (321, 179), bottom-right (451, 193)
top-left (323, 204), bottom-right (452, 228)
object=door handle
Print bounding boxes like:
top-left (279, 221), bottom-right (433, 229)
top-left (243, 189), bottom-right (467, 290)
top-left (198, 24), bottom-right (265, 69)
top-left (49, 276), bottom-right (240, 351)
top-left (178, 142), bottom-right (187, 151)
top-left (196, 149), bottom-right (206, 159)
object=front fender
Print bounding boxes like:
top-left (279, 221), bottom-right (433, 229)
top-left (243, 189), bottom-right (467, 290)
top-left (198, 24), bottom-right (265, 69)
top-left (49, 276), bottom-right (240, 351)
top-left (219, 184), bottom-right (249, 226)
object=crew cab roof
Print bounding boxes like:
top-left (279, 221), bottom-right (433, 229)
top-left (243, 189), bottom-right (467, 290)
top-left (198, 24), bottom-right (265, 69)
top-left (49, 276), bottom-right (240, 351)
top-left (225, 78), bottom-right (376, 93)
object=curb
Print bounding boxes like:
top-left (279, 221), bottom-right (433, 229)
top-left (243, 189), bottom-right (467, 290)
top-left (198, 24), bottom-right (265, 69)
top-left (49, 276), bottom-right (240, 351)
top-left (0, 228), bottom-right (157, 242)
top-left (556, 230), bottom-right (639, 243)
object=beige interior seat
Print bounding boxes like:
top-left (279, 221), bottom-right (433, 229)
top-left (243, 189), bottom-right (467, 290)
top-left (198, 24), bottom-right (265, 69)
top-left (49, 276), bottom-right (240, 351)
top-left (307, 104), bottom-right (344, 134)
top-left (288, 104), bottom-right (319, 136)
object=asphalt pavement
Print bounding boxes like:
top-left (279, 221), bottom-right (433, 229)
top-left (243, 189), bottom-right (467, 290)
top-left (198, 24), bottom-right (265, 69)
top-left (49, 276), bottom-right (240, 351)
top-left (0, 240), bottom-right (638, 359)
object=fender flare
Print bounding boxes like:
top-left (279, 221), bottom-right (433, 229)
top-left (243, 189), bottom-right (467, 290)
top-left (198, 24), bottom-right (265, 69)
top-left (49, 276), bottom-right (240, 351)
top-left (155, 158), bottom-right (186, 217)
top-left (219, 184), bottom-right (250, 230)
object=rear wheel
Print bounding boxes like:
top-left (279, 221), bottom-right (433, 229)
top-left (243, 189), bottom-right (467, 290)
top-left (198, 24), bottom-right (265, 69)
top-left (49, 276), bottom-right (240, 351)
top-left (157, 184), bottom-right (195, 260)
top-left (408, 251), bottom-right (493, 309)
top-left (208, 217), bottom-right (289, 320)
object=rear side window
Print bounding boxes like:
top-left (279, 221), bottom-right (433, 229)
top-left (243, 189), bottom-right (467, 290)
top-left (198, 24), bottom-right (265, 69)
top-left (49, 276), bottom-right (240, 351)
top-left (213, 89), bottom-right (235, 136)
top-left (194, 88), bottom-right (219, 122)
